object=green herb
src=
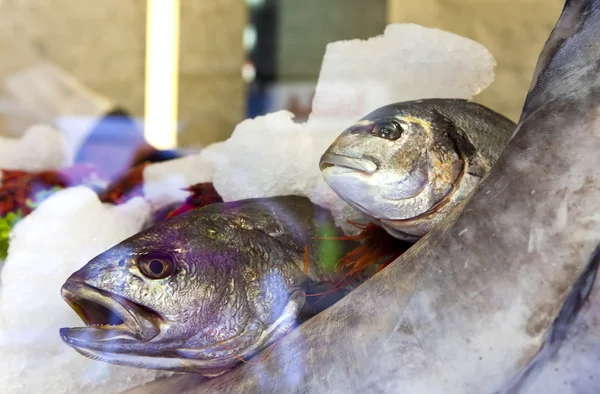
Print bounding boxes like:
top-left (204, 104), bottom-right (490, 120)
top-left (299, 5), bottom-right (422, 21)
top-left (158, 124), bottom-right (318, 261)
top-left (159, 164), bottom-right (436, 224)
top-left (0, 186), bottom-right (62, 261)
top-left (314, 223), bottom-right (345, 273)
top-left (0, 211), bottom-right (23, 261)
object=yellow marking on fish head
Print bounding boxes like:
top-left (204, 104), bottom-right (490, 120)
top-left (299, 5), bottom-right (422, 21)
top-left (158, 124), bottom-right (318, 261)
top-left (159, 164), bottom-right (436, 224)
top-left (398, 115), bottom-right (432, 135)
top-left (350, 119), bottom-right (374, 129)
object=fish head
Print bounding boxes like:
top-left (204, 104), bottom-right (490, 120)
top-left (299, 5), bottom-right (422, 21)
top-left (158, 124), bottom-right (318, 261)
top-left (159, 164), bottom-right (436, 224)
top-left (320, 102), bottom-right (464, 224)
top-left (59, 210), bottom-right (305, 376)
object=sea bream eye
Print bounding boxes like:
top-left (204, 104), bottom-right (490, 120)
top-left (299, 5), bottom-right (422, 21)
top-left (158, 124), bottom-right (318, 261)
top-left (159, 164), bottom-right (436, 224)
top-left (371, 121), bottom-right (404, 140)
top-left (138, 252), bottom-right (175, 279)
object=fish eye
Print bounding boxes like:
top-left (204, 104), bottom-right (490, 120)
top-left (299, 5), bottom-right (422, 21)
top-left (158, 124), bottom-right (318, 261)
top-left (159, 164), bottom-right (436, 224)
top-left (138, 252), bottom-right (175, 280)
top-left (371, 121), bottom-right (404, 141)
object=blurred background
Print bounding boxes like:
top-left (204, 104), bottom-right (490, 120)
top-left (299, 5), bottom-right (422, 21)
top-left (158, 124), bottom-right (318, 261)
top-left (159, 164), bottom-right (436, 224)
top-left (0, 0), bottom-right (564, 179)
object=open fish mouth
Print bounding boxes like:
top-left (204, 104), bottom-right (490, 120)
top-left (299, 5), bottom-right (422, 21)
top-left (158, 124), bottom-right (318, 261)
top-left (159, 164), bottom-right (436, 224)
top-left (319, 153), bottom-right (378, 174)
top-left (59, 283), bottom-right (307, 375)
top-left (59, 281), bottom-right (162, 343)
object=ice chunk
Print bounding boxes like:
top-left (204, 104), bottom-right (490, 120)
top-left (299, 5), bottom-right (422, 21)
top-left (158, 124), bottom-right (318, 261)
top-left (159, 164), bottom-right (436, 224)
top-left (213, 23), bottom-right (495, 232)
top-left (310, 23), bottom-right (496, 128)
top-left (0, 187), bottom-right (169, 394)
top-left (210, 111), bottom-right (368, 233)
top-left (0, 124), bottom-right (70, 172)
top-left (213, 112), bottom-right (319, 199)
top-left (143, 142), bottom-right (223, 208)
top-left (212, 111), bottom-right (367, 233)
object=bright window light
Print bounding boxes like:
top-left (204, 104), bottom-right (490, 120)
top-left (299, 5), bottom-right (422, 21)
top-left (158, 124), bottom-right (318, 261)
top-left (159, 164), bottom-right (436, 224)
top-left (242, 62), bottom-right (256, 83)
top-left (243, 24), bottom-right (257, 52)
top-left (144, 0), bottom-right (180, 150)
top-left (246, 0), bottom-right (265, 8)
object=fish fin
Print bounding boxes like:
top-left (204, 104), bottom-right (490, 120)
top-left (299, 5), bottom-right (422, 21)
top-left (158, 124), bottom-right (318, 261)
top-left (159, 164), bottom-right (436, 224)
top-left (520, 0), bottom-right (599, 124)
top-left (501, 241), bottom-right (600, 392)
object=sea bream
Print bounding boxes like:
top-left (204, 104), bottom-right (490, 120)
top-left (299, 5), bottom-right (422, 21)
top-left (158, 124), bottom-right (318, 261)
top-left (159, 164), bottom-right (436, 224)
top-left (59, 196), bottom-right (357, 376)
top-left (320, 99), bottom-right (515, 241)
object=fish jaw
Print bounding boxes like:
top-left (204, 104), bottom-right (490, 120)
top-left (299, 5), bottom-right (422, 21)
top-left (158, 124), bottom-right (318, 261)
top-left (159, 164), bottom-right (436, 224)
top-left (319, 151), bottom-right (429, 199)
top-left (60, 280), bottom-right (162, 341)
top-left (321, 150), bottom-right (474, 240)
top-left (59, 285), bottom-right (307, 376)
top-left (319, 153), bottom-right (378, 174)
top-left (55, 344), bottom-right (233, 377)
top-left (320, 151), bottom-right (435, 220)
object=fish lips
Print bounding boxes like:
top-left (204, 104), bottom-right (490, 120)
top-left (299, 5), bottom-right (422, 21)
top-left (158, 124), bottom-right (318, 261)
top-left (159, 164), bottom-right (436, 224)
top-left (320, 151), bottom-right (429, 201)
top-left (59, 281), bottom-right (162, 346)
top-left (319, 153), bottom-right (378, 174)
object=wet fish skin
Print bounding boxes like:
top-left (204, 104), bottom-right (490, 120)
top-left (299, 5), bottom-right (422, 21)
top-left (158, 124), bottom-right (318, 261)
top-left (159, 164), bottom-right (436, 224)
top-left (59, 196), bottom-right (352, 376)
top-left (124, 0), bottom-right (600, 392)
top-left (320, 99), bottom-right (515, 241)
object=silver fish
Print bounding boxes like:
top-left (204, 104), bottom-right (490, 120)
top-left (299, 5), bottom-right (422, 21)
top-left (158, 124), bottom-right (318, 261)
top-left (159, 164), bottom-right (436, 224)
top-left (320, 99), bottom-right (515, 241)
top-left (59, 196), bottom-right (357, 377)
top-left (125, 0), bottom-right (600, 392)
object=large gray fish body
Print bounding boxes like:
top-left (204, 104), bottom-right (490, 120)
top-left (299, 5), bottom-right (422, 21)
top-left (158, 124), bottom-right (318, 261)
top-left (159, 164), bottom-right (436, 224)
top-left (59, 196), bottom-right (354, 376)
top-left (320, 99), bottom-right (515, 241)
top-left (126, 0), bottom-right (600, 392)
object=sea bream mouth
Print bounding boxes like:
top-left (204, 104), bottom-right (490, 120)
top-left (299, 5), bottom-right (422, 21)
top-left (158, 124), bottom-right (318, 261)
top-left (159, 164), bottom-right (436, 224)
top-left (319, 153), bottom-right (378, 174)
top-left (59, 281), bottom-right (162, 344)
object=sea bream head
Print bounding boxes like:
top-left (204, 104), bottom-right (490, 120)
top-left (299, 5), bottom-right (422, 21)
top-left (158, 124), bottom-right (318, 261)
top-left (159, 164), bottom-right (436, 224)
top-left (59, 197), bottom-right (317, 376)
top-left (319, 99), bottom-right (515, 240)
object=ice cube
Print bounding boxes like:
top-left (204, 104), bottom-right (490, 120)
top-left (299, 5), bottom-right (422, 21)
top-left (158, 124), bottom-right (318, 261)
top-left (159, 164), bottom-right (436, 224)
top-left (0, 124), bottom-right (70, 172)
top-left (0, 187), bottom-right (169, 394)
